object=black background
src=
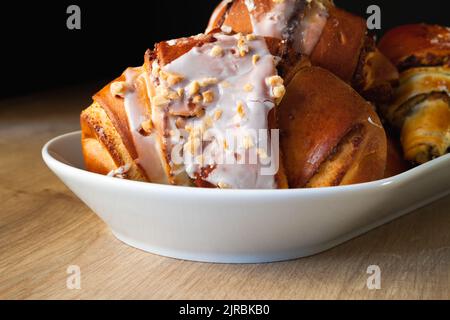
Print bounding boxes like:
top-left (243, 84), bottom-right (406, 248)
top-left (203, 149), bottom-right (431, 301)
top-left (0, 0), bottom-right (449, 99)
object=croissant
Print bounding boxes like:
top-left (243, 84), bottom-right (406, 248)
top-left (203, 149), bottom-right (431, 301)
top-left (379, 24), bottom-right (450, 164)
top-left (207, 0), bottom-right (398, 103)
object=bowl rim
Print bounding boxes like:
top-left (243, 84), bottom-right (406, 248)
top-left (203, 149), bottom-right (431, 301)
top-left (42, 131), bottom-right (450, 197)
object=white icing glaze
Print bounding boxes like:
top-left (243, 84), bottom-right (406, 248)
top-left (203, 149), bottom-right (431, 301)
top-left (154, 34), bottom-right (280, 189)
top-left (123, 68), bottom-right (170, 184)
top-left (245, 0), bottom-right (298, 39)
top-left (206, 0), bottom-right (234, 34)
top-left (292, 0), bottom-right (329, 55)
top-left (244, 0), bottom-right (328, 55)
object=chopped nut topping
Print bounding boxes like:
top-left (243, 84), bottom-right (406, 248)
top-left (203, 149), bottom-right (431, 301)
top-left (237, 36), bottom-right (250, 57)
top-left (265, 75), bottom-right (284, 87)
top-left (252, 54), bottom-right (260, 66)
top-left (223, 139), bottom-right (229, 150)
top-left (166, 72), bottom-right (185, 86)
top-left (214, 109), bottom-right (223, 121)
top-left (167, 89), bottom-right (181, 100)
top-left (202, 90), bottom-right (215, 104)
top-left (203, 116), bottom-right (214, 129)
top-left (199, 77), bottom-right (219, 87)
top-left (152, 95), bottom-right (170, 107)
top-left (140, 119), bottom-right (153, 134)
top-left (177, 88), bottom-right (185, 97)
top-left (189, 81), bottom-right (201, 95)
top-left (210, 45), bottom-right (224, 57)
top-left (192, 94), bottom-right (203, 104)
top-left (237, 101), bottom-right (246, 118)
top-left (272, 85), bottom-right (286, 99)
top-left (110, 81), bottom-right (127, 98)
top-left (244, 83), bottom-right (254, 92)
top-left (195, 107), bottom-right (206, 118)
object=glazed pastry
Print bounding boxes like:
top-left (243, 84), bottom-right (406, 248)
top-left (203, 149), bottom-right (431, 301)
top-left (278, 66), bottom-right (387, 188)
top-left (83, 33), bottom-right (289, 189)
top-left (81, 31), bottom-right (388, 188)
top-left (207, 0), bottom-right (398, 102)
top-left (379, 24), bottom-right (450, 164)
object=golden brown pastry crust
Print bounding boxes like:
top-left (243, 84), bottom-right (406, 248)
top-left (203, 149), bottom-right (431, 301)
top-left (379, 24), bottom-right (450, 70)
top-left (207, 0), bottom-right (397, 103)
top-left (278, 66), bottom-right (387, 188)
top-left (379, 24), bottom-right (450, 164)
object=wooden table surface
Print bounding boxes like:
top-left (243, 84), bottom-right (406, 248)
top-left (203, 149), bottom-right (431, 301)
top-left (0, 85), bottom-right (449, 300)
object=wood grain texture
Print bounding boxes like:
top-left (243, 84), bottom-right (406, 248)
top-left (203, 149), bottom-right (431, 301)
top-left (0, 85), bottom-right (449, 300)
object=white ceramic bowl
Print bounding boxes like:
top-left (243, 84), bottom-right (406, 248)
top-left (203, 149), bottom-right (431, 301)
top-left (42, 131), bottom-right (450, 263)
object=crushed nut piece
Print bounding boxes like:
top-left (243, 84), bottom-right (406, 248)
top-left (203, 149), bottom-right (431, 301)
top-left (272, 85), bottom-right (286, 99)
top-left (192, 94), bottom-right (203, 104)
top-left (214, 109), bottom-right (223, 121)
top-left (223, 139), bottom-right (229, 150)
top-left (110, 81), bottom-right (127, 98)
top-left (140, 119), bottom-right (153, 134)
top-left (210, 45), bottom-right (224, 57)
top-left (195, 107), bottom-right (206, 118)
top-left (244, 83), bottom-right (254, 92)
top-left (177, 88), bottom-right (185, 97)
top-left (199, 77), bottom-right (219, 87)
top-left (237, 36), bottom-right (250, 57)
top-left (189, 81), bottom-right (201, 95)
top-left (265, 75), bottom-right (284, 87)
top-left (166, 73), bottom-right (184, 86)
top-left (237, 101), bottom-right (246, 118)
top-left (202, 90), bottom-right (215, 104)
top-left (252, 54), bottom-right (260, 66)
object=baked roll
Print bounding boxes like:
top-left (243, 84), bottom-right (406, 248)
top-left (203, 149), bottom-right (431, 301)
top-left (278, 66), bottom-right (387, 188)
top-left (83, 33), bottom-right (290, 189)
top-left (81, 31), bottom-right (387, 188)
top-left (207, 0), bottom-right (398, 103)
top-left (379, 24), bottom-right (450, 164)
